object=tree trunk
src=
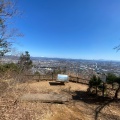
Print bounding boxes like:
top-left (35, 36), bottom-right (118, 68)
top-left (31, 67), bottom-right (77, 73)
top-left (102, 83), bottom-right (105, 97)
top-left (96, 85), bottom-right (98, 95)
top-left (87, 86), bottom-right (91, 93)
top-left (114, 84), bottom-right (120, 99)
top-left (112, 83), bottom-right (114, 89)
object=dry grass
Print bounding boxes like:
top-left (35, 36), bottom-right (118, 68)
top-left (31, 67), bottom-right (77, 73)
top-left (0, 80), bottom-right (120, 120)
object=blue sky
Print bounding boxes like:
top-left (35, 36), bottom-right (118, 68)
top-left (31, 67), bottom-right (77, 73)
top-left (12, 0), bottom-right (120, 60)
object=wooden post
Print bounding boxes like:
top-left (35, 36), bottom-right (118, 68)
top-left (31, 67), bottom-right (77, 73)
top-left (39, 75), bottom-right (40, 82)
top-left (96, 85), bottom-right (98, 95)
top-left (76, 77), bottom-right (78, 83)
top-left (52, 72), bottom-right (53, 81)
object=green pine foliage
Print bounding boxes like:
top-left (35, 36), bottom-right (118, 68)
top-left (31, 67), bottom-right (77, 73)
top-left (0, 63), bottom-right (19, 72)
top-left (89, 75), bottom-right (102, 95)
top-left (89, 75), bottom-right (102, 87)
top-left (106, 73), bottom-right (117, 84)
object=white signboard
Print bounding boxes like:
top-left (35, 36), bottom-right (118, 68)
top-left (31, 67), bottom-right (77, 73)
top-left (57, 74), bottom-right (69, 82)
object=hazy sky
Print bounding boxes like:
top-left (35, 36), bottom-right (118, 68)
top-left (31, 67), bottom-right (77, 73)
top-left (13, 0), bottom-right (120, 60)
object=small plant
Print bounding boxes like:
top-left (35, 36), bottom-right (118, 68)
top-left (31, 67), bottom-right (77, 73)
top-left (34, 71), bottom-right (40, 75)
top-left (114, 77), bottom-right (120, 99)
top-left (89, 75), bottom-right (102, 95)
top-left (106, 73), bottom-right (117, 89)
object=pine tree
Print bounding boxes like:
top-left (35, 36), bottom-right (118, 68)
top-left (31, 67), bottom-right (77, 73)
top-left (18, 51), bottom-right (32, 71)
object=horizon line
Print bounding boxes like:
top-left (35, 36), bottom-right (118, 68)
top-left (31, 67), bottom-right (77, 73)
top-left (4, 55), bottom-right (120, 62)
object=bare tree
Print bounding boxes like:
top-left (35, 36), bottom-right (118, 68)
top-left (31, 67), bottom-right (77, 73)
top-left (0, 0), bottom-right (21, 56)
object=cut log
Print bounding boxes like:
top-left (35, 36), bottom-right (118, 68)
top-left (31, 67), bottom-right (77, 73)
top-left (20, 93), bottom-right (70, 103)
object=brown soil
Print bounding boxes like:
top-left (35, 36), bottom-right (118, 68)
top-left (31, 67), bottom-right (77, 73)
top-left (0, 81), bottom-right (120, 120)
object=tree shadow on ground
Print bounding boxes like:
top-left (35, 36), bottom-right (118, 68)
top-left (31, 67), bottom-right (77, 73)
top-left (72, 91), bottom-right (112, 104)
top-left (49, 82), bottom-right (65, 86)
top-left (72, 91), bottom-right (120, 120)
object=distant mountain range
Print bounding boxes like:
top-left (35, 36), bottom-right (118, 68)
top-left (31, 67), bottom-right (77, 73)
top-left (2, 55), bottom-right (120, 62)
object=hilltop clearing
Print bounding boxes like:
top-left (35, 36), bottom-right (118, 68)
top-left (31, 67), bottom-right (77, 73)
top-left (0, 81), bottom-right (120, 120)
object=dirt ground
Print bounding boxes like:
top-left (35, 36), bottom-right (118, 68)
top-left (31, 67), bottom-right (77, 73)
top-left (0, 81), bottom-right (120, 120)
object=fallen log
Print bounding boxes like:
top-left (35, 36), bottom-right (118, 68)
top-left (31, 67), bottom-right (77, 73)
top-left (20, 93), bottom-right (70, 103)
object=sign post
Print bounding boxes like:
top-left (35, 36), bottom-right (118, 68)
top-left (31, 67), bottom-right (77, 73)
top-left (100, 74), bottom-right (106, 97)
